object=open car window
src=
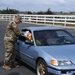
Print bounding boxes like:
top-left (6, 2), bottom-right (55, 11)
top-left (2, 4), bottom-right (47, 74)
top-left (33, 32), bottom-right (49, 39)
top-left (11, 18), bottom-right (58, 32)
top-left (18, 29), bottom-right (34, 44)
top-left (18, 36), bottom-right (26, 42)
top-left (18, 29), bottom-right (32, 42)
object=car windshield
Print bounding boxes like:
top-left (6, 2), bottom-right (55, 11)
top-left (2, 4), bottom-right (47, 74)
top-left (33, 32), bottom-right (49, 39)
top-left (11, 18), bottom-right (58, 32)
top-left (34, 30), bottom-right (75, 46)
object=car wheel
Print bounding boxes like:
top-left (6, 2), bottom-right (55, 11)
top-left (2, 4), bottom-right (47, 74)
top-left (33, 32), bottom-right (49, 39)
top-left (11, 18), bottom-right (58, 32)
top-left (37, 59), bottom-right (48, 75)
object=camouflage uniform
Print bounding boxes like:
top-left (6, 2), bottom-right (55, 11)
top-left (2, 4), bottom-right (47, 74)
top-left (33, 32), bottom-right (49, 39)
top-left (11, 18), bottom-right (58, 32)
top-left (4, 21), bottom-right (23, 66)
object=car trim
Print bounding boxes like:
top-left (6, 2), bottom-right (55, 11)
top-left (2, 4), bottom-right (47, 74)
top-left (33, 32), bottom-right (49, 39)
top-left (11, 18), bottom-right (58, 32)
top-left (16, 55), bottom-right (35, 69)
top-left (48, 66), bottom-right (75, 71)
top-left (16, 50), bottom-right (36, 60)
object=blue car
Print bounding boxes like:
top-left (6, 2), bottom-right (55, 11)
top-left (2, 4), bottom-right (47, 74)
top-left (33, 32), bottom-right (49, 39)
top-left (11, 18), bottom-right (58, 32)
top-left (15, 26), bottom-right (75, 75)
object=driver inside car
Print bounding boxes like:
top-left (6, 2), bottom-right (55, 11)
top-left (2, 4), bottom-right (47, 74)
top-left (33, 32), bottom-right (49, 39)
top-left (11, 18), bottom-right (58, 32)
top-left (24, 31), bottom-right (32, 41)
top-left (24, 31), bottom-right (41, 46)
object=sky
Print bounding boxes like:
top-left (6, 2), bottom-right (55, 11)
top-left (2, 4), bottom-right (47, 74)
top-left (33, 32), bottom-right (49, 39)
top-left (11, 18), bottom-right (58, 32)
top-left (0, 0), bottom-right (75, 12)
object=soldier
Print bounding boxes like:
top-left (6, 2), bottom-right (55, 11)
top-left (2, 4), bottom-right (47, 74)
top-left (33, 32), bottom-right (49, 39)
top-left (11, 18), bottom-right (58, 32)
top-left (2, 15), bottom-right (24, 70)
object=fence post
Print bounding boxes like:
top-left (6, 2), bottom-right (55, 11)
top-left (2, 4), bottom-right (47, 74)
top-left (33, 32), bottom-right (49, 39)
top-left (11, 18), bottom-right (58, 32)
top-left (1, 14), bottom-right (3, 20)
top-left (36, 16), bottom-right (38, 23)
top-left (64, 16), bottom-right (66, 27)
top-left (44, 16), bottom-right (46, 24)
top-left (53, 16), bottom-right (55, 25)
top-left (29, 16), bottom-right (31, 22)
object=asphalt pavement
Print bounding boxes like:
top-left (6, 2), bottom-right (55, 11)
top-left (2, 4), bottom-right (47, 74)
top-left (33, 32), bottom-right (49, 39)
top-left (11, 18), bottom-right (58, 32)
top-left (0, 21), bottom-right (75, 75)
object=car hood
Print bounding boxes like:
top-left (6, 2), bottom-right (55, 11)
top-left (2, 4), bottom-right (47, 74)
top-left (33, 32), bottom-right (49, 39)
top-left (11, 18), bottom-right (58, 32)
top-left (38, 44), bottom-right (75, 64)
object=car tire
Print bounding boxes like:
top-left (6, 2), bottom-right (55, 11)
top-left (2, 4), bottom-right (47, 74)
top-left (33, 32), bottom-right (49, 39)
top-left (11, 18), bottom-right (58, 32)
top-left (36, 59), bottom-right (48, 75)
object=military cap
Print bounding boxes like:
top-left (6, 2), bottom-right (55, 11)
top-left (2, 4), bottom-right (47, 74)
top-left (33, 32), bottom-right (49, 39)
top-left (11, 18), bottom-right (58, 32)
top-left (15, 14), bottom-right (22, 22)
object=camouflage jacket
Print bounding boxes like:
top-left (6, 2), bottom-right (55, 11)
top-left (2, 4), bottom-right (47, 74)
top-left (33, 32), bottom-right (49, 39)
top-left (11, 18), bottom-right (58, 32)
top-left (4, 21), bottom-right (23, 42)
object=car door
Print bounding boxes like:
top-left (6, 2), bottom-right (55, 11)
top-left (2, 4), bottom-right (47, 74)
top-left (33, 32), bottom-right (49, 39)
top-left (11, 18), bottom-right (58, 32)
top-left (16, 30), bottom-right (37, 67)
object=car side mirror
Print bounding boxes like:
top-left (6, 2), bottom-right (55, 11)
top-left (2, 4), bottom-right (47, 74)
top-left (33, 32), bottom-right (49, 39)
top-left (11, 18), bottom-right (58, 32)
top-left (25, 40), bottom-right (34, 45)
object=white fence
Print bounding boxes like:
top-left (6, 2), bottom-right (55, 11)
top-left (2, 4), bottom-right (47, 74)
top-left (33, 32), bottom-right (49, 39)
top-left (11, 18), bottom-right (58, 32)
top-left (0, 14), bottom-right (75, 28)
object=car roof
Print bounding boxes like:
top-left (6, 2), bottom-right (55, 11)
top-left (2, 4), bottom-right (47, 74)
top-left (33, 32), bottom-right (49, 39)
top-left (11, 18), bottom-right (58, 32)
top-left (21, 26), bottom-right (64, 31)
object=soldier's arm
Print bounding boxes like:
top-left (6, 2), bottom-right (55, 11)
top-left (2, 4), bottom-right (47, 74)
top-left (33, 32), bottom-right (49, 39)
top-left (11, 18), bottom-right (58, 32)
top-left (12, 24), bottom-right (24, 36)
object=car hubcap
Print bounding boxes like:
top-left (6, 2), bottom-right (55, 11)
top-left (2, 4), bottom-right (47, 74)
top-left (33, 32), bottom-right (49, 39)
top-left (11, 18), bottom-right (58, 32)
top-left (37, 63), bottom-right (45, 75)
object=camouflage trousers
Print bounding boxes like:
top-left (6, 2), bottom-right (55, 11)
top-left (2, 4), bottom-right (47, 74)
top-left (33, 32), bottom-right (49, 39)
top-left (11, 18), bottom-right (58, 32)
top-left (4, 40), bottom-right (16, 65)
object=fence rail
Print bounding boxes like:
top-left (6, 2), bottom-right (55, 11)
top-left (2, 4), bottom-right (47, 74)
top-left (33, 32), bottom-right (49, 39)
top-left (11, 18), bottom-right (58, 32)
top-left (0, 14), bottom-right (75, 29)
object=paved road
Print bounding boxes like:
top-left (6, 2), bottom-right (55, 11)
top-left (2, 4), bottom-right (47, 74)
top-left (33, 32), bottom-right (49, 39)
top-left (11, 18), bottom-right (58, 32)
top-left (0, 21), bottom-right (75, 75)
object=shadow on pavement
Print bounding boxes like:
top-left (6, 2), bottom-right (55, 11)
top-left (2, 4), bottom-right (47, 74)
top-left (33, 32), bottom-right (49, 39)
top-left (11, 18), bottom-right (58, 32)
top-left (17, 59), bottom-right (36, 74)
top-left (6, 72), bottom-right (20, 75)
top-left (0, 61), bottom-right (4, 67)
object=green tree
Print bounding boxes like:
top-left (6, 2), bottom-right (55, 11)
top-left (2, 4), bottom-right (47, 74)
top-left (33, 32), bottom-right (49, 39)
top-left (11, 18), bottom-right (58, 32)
top-left (1, 8), bottom-right (19, 14)
top-left (27, 11), bottom-right (32, 14)
top-left (0, 10), bottom-right (1, 14)
top-left (45, 8), bottom-right (53, 14)
top-left (37, 11), bottom-right (44, 14)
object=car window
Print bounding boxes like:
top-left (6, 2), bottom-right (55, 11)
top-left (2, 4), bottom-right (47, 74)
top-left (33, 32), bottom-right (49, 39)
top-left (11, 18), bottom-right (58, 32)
top-left (34, 30), bottom-right (57, 46)
top-left (34, 30), bottom-right (75, 46)
top-left (19, 29), bottom-right (34, 45)
top-left (56, 30), bottom-right (75, 43)
top-left (19, 29), bottom-right (31, 42)
top-left (18, 36), bottom-right (26, 42)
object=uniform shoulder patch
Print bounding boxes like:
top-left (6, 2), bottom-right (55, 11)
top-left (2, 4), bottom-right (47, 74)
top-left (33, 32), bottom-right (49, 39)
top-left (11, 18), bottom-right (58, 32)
top-left (13, 25), bottom-right (16, 28)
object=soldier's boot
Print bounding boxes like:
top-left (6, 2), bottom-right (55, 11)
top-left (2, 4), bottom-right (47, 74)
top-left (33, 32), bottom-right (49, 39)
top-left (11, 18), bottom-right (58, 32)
top-left (2, 64), bottom-right (11, 70)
